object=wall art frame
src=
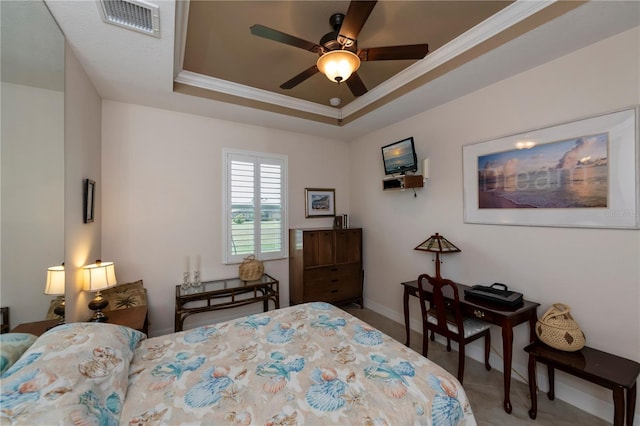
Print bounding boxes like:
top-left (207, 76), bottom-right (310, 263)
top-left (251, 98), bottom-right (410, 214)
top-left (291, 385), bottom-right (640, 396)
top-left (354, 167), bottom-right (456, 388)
top-left (305, 188), bottom-right (335, 218)
top-left (462, 107), bottom-right (639, 229)
top-left (83, 178), bottom-right (95, 223)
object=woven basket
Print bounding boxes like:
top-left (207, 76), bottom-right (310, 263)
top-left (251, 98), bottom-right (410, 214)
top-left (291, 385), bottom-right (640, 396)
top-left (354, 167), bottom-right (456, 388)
top-left (238, 255), bottom-right (264, 281)
top-left (536, 303), bottom-right (585, 352)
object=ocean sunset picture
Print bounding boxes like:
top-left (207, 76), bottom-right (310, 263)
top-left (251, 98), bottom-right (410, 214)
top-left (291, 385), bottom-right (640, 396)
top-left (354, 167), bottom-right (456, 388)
top-left (477, 133), bottom-right (609, 209)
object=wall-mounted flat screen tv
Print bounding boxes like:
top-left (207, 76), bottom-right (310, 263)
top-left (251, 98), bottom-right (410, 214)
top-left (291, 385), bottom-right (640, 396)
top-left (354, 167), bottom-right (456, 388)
top-left (381, 137), bottom-right (418, 175)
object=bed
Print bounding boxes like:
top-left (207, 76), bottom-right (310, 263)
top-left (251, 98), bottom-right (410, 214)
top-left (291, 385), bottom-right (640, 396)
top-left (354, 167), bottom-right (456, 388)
top-left (1, 302), bottom-right (476, 425)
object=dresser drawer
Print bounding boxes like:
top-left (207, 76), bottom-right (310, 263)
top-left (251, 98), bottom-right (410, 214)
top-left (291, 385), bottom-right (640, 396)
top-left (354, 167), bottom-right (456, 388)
top-left (304, 267), bottom-right (332, 283)
top-left (462, 305), bottom-right (496, 323)
top-left (304, 276), bottom-right (362, 302)
top-left (304, 264), bottom-right (360, 283)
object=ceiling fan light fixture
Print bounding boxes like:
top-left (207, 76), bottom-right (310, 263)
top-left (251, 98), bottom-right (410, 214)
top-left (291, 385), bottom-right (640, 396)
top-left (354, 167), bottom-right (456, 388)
top-left (316, 50), bottom-right (361, 83)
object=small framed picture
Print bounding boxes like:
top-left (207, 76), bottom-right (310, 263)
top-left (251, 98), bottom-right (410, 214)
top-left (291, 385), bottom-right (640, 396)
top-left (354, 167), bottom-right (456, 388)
top-left (333, 215), bottom-right (343, 229)
top-left (83, 179), bottom-right (95, 223)
top-left (305, 188), bottom-right (335, 218)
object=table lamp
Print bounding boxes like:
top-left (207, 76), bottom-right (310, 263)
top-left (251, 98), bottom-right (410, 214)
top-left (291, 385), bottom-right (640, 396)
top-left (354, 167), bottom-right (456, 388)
top-left (414, 233), bottom-right (461, 279)
top-left (83, 260), bottom-right (117, 322)
top-left (44, 264), bottom-right (65, 325)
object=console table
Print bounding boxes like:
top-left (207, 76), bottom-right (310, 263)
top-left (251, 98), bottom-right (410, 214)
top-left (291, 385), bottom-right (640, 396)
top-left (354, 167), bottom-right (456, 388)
top-left (174, 273), bottom-right (279, 332)
top-left (525, 341), bottom-right (640, 426)
top-left (401, 279), bottom-right (539, 414)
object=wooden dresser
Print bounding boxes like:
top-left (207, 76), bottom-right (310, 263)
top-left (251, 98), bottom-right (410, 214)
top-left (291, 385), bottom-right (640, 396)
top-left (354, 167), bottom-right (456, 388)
top-left (289, 227), bottom-right (363, 307)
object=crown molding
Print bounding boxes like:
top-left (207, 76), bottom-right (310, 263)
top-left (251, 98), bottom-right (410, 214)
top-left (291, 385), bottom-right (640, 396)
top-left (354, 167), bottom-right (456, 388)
top-left (173, 0), bottom-right (190, 79)
top-left (175, 70), bottom-right (339, 118)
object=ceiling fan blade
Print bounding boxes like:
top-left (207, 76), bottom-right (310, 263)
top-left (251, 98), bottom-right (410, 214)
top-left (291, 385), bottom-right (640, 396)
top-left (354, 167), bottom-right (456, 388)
top-left (346, 72), bottom-right (367, 97)
top-left (280, 65), bottom-right (319, 89)
top-left (359, 44), bottom-right (429, 61)
top-left (250, 24), bottom-right (322, 53)
top-left (338, 1), bottom-right (377, 47)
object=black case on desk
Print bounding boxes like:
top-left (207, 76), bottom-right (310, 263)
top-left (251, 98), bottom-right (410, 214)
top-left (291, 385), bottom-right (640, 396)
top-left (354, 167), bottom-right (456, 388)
top-left (464, 283), bottom-right (523, 308)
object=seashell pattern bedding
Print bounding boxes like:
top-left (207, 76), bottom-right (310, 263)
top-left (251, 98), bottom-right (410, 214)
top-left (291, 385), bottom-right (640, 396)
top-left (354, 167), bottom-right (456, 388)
top-left (121, 302), bottom-right (476, 425)
top-left (0, 302), bottom-right (476, 425)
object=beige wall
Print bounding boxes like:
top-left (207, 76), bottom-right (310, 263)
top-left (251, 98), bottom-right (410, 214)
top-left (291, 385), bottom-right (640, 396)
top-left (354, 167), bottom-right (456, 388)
top-left (349, 27), bottom-right (640, 421)
top-left (64, 43), bottom-right (102, 322)
top-left (100, 101), bottom-right (351, 335)
top-left (1, 82), bottom-right (64, 326)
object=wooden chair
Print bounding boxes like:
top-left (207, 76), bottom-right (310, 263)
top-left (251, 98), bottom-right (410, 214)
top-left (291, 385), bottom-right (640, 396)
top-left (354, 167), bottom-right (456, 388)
top-left (417, 273), bottom-right (491, 383)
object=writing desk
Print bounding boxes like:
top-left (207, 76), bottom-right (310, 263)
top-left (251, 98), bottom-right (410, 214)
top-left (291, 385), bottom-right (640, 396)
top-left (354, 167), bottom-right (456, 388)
top-left (402, 279), bottom-right (539, 413)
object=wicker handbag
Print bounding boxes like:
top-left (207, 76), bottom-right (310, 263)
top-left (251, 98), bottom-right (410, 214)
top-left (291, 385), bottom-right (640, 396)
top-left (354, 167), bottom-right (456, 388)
top-left (536, 303), bottom-right (585, 352)
top-left (238, 255), bottom-right (264, 281)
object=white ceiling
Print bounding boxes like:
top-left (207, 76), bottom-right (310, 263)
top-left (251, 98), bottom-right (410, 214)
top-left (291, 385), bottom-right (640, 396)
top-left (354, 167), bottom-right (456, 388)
top-left (45, 0), bottom-right (639, 141)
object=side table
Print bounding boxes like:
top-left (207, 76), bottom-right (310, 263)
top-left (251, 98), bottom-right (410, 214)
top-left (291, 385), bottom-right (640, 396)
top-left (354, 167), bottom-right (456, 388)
top-left (11, 306), bottom-right (148, 336)
top-left (175, 273), bottom-right (279, 332)
top-left (525, 341), bottom-right (640, 426)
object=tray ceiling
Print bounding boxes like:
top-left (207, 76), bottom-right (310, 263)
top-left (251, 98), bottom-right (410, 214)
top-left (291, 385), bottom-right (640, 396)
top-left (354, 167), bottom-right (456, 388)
top-left (181, 1), bottom-right (512, 108)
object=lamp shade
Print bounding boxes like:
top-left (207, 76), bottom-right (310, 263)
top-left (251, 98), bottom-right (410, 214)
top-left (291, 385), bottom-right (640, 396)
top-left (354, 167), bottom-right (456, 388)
top-left (44, 265), bottom-right (65, 295)
top-left (414, 233), bottom-right (460, 280)
top-left (414, 233), bottom-right (461, 254)
top-left (83, 260), bottom-right (117, 292)
top-left (316, 50), bottom-right (361, 83)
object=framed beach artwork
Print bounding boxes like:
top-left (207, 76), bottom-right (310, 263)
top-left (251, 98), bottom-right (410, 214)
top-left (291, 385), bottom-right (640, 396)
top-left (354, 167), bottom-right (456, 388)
top-left (305, 188), bottom-right (335, 218)
top-left (463, 107), bottom-right (639, 229)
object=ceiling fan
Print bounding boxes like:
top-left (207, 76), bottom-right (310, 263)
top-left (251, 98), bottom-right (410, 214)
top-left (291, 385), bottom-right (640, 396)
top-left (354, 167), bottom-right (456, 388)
top-left (250, 0), bottom-right (429, 97)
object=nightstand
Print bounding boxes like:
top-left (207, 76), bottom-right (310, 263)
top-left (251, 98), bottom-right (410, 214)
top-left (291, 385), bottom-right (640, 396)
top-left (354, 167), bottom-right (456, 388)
top-left (11, 306), bottom-right (148, 336)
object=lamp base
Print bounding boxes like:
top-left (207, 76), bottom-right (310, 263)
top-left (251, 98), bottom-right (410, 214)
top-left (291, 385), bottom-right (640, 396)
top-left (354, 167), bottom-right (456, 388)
top-left (53, 301), bottom-right (65, 325)
top-left (88, 294), bottom-right (109, 322)
top-left (89, 311), bottom-right (109, 322)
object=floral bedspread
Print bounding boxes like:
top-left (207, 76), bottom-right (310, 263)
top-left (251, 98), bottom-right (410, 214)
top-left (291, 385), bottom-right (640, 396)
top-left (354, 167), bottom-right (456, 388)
top-left (120, 302), bottom-right (476, 425)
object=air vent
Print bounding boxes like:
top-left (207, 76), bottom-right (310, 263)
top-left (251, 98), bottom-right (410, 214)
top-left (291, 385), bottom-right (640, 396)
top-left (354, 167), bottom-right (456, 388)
top-left (98, 0), bottom-right (160, 38)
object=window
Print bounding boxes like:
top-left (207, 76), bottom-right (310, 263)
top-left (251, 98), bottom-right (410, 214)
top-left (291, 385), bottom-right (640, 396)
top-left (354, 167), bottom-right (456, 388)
top-left (223, 149), bottom-right (287, 264)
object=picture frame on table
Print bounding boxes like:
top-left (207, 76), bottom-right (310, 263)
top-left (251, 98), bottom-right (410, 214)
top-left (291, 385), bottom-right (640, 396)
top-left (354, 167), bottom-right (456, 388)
top-left (305, 188), bottom-right (336, 218)
top-left (83, 179), bottom-right (95, 223)
top-left (462, 107), bottom-right (639, 229)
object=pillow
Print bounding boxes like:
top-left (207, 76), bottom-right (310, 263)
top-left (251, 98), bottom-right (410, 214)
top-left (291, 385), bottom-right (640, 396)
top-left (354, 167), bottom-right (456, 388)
top-left (0, 333), bottom-right (37, 375)
top-left (101, 279), bottom-right (147, 310)
top-left (0, 322), bottom-right (146, 424)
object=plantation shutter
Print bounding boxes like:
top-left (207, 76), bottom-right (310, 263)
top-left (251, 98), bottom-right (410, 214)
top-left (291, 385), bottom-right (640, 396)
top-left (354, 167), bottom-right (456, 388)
top-left (224, 150), bottom-right (286, 264)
